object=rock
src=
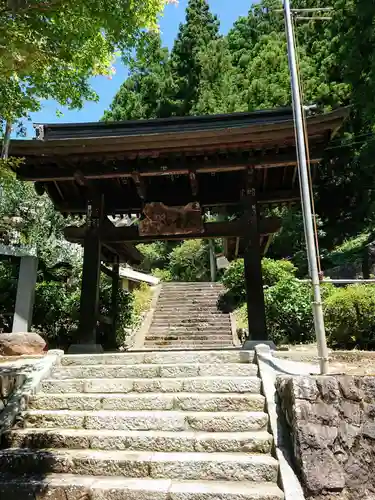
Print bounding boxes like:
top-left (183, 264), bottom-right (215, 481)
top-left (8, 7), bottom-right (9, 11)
top-left (363, 422), bottom-right (375, 440)
top-left (292, 376), bottom-right (319, 401)
top-left (302, 448), bottom-right (345, 494)
top-left (337, 376), bottom-right (363, 402)
top-left (0, 332), bottom-right (46, 356)
top-left (316, 377), bottom-right (341, 402)
top-left (297, 422), bottom-right (338, 449)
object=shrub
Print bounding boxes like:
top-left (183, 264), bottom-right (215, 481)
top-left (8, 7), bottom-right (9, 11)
top-left (264, 278), bottom-right (315, 345)
top-left (152, 268), bottom-right (173, 282)
top-left (262, 258), bottom-right (296, 287)
top-left (220, 259), bottom-right (245, 303)
top-left (325, 284), bottom-right (375, 349)
top-left (137, 241), bottom-right (173, 271)
top-left (221, 257), bottom-right (296, 305)
top-left (169, 239), bottom-right (210, 282)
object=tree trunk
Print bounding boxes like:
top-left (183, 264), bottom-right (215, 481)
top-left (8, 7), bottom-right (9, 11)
top-left (1, 121), bottom-right (12, 160)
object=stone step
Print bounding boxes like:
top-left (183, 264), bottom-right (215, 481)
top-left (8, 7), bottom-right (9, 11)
top-left (146, 334), bottom-right (232, 344)
top-left (29, 392), bottom-right (264, 412)
top-left (0, 474), bottom-right (284, 500)
top-left (162, 281), bottom-right (224, 289)
top-left (4, 428), bottom-right (272, 453)
top-left (20, 410), bottom-right (268, 432)
top-left (152, 314), bottom-right (229, 321)
top-left (144, 341), bottom-right (234, 348)
top-left (50, 363), bottom-right (257, 380)
top-left (149, 326), bottom-right (231, 332)
top-left (0, 448), bottom-right (278, 482)
top-left (158, 291), bottom-right (220, 303)
top-left (61, 350), bottom-right (253, 366)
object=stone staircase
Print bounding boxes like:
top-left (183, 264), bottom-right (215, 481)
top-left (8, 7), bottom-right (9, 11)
top-left (0, 350), bottom-right (283, 499)
top-left (146, 282), bottom-right (233, 349)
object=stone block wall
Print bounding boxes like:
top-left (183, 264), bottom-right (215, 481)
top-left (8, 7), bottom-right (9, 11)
top-left (276, 375), bottom-right (375, 500)
top-left (0, 370), bottom-right (25, 414)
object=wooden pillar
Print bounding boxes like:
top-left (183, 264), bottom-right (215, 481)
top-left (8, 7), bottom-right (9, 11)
top-left (242, 169), bottom-right (268, 342)
top-left (111, 260), bottom-right (120, 349)
top-left (69, 194), bottom-right (104, 353)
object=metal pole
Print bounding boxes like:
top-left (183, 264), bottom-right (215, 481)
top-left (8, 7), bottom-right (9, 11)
top-left (283, 0), bottom-right (329, 374)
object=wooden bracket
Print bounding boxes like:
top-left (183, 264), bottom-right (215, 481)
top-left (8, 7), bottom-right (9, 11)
top-left (189, 170), bottom-right (199, 197)
top-left (132, 172), bottom-right (146, 200)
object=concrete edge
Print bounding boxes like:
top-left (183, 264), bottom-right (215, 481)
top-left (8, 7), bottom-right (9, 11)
top-left (254, 344), bottom-right (306, 500)
top-left (0, 349), bottom-right (64, 433)
top-left (131, 284), bottom-right (163, 350)
top-left (229, 312), bottom-right (241, 347)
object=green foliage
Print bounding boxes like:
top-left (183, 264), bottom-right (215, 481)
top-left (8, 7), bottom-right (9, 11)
top-left (221, 257), bottom-right (296, 305)
top-left (169, 239), bottom-right (210, 282)
top-left (324, 232), bottom-right (370, 269)
top-left (152, 268), bottom-right (173, 282)
top-left (170, 0), bottom-right (220, 115)
top-left (325, 285), bottom-right (375, 349)
top-left (220, 259), bottom-right (245, 303)
top-left (137, 241), bottom-right (174, 271)
top-left (132, 283), bottom-right (153, 325)
top-left (262, 258), bottom-right (297, 287)
top-left (0, 0), bottom-right (169, 136)
top-left (264, 278), bottom-right (315, 345)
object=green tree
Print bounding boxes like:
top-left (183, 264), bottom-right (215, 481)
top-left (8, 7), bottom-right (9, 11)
top-left (103, 33), bottom-right (176, 121)
top-left (0, 0), bottom-right (170, 163)
top-left (170, 0), bottom-right (220, 115)
top-left (193, 39), bottom-right (242, 115)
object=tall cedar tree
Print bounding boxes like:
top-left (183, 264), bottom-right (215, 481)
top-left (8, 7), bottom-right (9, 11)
top-left (170, 0), bottom-right (220, 116)
top-left (103, 33), bottom-right (175, 121)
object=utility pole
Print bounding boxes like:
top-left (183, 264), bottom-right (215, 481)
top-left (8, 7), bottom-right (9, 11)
top-left (283, 0), bottom-right (329, 374)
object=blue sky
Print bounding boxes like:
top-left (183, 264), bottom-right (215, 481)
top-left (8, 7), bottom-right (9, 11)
top-left (28, 0), bottom-right (252, 134)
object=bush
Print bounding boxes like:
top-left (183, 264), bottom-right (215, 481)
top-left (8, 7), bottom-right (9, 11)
top-left (169, 239), bottom-right (210, 282)
top-left (221, 257), bottom-right (296, 304)
top-left (262, 258), bottom-right (296, 287)
top-left (152, 268), bottom-right (173, 282)
top-left (221, 259), bottom-right (245, 303)
top-left (264, 278), bottom-right (315, 345)
top-left (325, 285), bottom-right (375, 349)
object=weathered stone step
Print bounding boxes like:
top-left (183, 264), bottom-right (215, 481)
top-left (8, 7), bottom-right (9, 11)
top-left (61, 350), bottom-right (253, 366)
top-left (4, 428), bottom-right (272, 453)
top-left (20, 409), bottom-right (268, 432)
top-left (158, 291), bottom-right (220, 303)
top-left (29, 392), bottom-right (264, 412)
top-left (0, 449), bottom-right (278, 482)
top-left (146, 335), bottom-right (233, 341)
top-left (149, 326), bottom-right (230, 332)
top-left (152, 314), bottom-right (229, 321)
top-left (0, 474), bottom-right (284, 500)
top-left (51, 363), bottom-right (257, 380)
top-left (162, 281), bottom-right (224, 289)
top-left (144, 341), bottom-right (234, 348)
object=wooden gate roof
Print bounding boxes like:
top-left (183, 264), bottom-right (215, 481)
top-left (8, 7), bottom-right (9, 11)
top-left (10, 107), bottom-right (347, 216)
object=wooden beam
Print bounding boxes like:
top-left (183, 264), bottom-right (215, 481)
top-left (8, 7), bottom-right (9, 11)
top-left (100, 263), bottom-right (117, 279)
top-left (64, 218), bottom-right (281, 244)
top-left (17, 148), bottom-right (324, 182)
top-left (55, 189), bottom-right (301, 214)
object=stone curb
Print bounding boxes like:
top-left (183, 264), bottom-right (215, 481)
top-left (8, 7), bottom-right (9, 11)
top-left (0, 349), bottom-right (64, 434)
top-left (254, 344), bottom-right (306, 500)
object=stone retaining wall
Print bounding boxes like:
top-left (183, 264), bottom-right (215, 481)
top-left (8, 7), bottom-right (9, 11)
top-left (0, 369), bottom-right (25, 414)
top-left (276, 375), bottom-right (375, 500)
